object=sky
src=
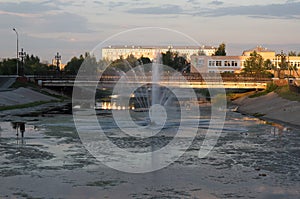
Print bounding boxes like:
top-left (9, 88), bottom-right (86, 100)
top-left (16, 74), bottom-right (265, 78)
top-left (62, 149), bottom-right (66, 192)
top-left (0, 0), bottom-right (300, 63)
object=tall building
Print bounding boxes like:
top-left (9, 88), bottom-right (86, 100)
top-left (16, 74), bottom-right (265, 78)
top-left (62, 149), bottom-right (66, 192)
top-left (101, 45), bottom-right (217, 61)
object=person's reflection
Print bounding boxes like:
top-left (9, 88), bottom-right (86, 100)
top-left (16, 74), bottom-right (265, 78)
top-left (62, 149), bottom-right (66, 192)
top-left (271, 123), bottom-right (284, 137)
top-left (20, 123), bottom-right (25, 138)
top-left (11, 122), bottom-right (26, 145)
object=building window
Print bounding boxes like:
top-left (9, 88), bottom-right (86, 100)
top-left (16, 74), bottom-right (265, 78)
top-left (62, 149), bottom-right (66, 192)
top-left (224, 61), bottom-right (231, 66)
top-left (198, 59), bottom-right (204, 65)
top-left (216, 61), bottom-right (222, 67)
top-left (209, 61), bottom-right (215, 67)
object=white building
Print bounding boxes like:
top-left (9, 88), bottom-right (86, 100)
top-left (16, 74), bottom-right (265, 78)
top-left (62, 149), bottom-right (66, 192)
top-left (101, 45), bottom-right (217, 61)
top-left (191, 55), bottom-right (245, 73)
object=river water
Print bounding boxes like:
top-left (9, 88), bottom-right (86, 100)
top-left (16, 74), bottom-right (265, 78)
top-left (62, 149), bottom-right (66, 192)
top-left (0, 108), bottom-right (299, 199)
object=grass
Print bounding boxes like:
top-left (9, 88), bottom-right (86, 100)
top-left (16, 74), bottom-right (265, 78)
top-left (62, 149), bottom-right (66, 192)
top-left (40, 90), bottom-right (69, 100)
top-left (0, 100), bottom-right (59, 111)
top-left (227, 91), bottom-right (256, 101)
top-left (249, 83), bottom-right (278, 98)
top-left (275, 85), bottom-right (300, 102)
top-left (246, 83), bottom-right (300, 102)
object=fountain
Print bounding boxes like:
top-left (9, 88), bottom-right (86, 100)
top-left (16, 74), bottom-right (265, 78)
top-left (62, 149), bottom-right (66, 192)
top-left (73, 45), bottom-right (225, 173)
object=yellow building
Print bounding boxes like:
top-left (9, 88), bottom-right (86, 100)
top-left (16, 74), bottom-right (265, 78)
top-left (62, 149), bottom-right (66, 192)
top-left (191, 46), bottom-right (300, 76)
top-left (51, 59), bottom-right (65, 70)
top-left (242, 46), bottom-right (275, 60)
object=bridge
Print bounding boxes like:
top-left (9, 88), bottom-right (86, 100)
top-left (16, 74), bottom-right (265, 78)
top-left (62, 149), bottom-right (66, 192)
top-left (34, 75), bottom-right (271, 90)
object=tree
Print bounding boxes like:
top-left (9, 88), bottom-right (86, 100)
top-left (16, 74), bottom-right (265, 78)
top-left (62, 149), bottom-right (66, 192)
top-left (264, 59), bottom-right (275, 77)
top-left (64, 55), bottom-right (85, 75)
top-left (288, 51), bottom-right (297, 56)
top-left (138, 56), bottom-right (151, 65)
top-left (161, 50), bottom-right (189, 72)
top-left (213, 43), bottom-right (226, 56)
top-left (277, 53), bottom-right (288, 79)
top-left (0, 58), bottom-right (17, 75)
top-left (242, 51), bottom-right (266, 77)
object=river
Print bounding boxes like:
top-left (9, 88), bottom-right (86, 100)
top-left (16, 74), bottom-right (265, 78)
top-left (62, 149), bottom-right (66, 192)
top-left (0, 108), bottom-right (299, 198)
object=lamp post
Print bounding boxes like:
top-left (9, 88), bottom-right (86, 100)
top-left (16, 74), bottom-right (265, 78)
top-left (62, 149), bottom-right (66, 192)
top-left (19, 48), bottom-right (26, 76)
top-left (12, 28), bottom-right (19, 76)
top-left (55, 52), bottom-right (61, 72)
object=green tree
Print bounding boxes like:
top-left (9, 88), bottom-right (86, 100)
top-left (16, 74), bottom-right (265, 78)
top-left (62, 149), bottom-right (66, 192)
top-left (242, 51), bottom-right (266, 77)
top-left (277, 53), bottom-right (288, 79)
top-left (264, 59), bottom-right (275, 77)
top-left (64, 55), bottom-right (85, 75)
top-left (288, 51), bottom-right (297, 56)
top-left (138, 56), bottom-right (152, 65)
top-left (24, 54), bottom-right (52, 75)
top-left (0, 58), bottom-right (17, 75)
top-left (213, 43), bottom-right (226, 56)
top-left (161, 50), bottom-right (189, 72)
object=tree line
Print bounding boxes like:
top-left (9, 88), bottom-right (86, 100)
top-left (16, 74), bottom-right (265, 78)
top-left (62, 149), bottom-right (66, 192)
top-left (0, 50), bottom-right (190, 76)
top-left (242, 51), bottom-right (299, 78)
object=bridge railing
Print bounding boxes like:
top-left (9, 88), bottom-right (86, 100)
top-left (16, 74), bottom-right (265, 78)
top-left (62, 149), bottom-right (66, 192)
top-left (35, 73), bottom-right (273, 86)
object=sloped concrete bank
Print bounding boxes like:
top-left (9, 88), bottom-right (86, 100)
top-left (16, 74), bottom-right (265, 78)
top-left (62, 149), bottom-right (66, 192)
top-left (233, 92), bottom-right (300, 127)
top-left (0, 87), bottom-right (71, 119)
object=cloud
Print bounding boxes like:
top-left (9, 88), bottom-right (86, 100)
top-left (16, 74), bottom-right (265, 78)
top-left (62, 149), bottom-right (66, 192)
top-left (0, 11), bottom-right (91, 34)
top-left (126, 4), bottom-right (183, 15)
top-left (37, 12), bottom-right (91, 33)
top-left (201, 2), bottom-right (300, 19)
top-left (210, 1), bottom-right (224, 6)
top-left (108, 1), bottom-right (127, 9)
top-left (93, 1), bottom-right (103, 5)
top-left (0, 1), bottom-right (59, 14)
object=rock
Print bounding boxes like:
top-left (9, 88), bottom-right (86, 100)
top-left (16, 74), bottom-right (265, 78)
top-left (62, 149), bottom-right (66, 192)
top-left (255, 167), bottom-right (260, 171)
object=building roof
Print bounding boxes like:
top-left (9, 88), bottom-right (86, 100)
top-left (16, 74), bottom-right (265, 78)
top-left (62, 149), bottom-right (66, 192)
top-left (102, 45), bottom-right (216, 50)
top-left (243, 46), bottom-right (275, 54)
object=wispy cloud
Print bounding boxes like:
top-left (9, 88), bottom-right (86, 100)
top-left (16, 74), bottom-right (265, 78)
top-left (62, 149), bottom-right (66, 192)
top-left (210, 1), bottom-right (224, 6)
top-left (0, 1), bottom-right (59, 14)
top-left (126, 4), bottom-right (183, 15)
top-left (200, 2), bottom-right (300, 19)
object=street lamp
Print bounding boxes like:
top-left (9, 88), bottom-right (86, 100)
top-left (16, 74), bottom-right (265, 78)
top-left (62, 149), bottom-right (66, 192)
top-left (55, 52), bottom-right (61, 72)
top-left (19, 48), bottom-right (26, 76)
top-left (12, 28), bottom-right (19, 76)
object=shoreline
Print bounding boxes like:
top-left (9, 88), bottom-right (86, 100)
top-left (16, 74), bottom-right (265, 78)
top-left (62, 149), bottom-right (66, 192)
top-left (0, 100), bottom-right (71, 121)
top-left (0, 87), bottom-right (71, 121)
top-left (232, 92), bottom-right (300, 128)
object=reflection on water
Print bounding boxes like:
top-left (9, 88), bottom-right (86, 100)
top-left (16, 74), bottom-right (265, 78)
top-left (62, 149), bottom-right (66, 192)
top-left (96, 101), bottom-right (135, 110)
top-left (0, 110), bottom-right (299, 198)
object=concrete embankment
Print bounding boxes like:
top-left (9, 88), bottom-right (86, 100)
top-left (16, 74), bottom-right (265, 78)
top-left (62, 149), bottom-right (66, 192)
top-left (233, 92), bottom-right (300, 127)
top-left (0, 87), bottom-right (56, 106)
top-left (0, 87), bottom-right (70, 118)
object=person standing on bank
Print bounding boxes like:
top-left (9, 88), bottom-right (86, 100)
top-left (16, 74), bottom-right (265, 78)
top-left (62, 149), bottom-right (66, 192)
top-left (20, 123), bottom-right (25, 138)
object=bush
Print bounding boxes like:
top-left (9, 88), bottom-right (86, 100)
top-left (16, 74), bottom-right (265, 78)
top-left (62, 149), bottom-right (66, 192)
top-left (249, 83), bottom-right (277, 98)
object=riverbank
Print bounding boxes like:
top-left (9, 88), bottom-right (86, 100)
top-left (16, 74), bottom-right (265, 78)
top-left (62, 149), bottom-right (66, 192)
top-left (233, 91), bottom-right (300, 127)
top-left (0, 87), bottom-right (71, 120)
